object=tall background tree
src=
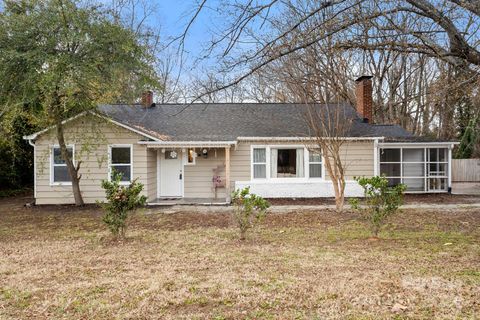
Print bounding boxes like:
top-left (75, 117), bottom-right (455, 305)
top-left (172, 0), bottom-right (480, 155)
top-left (0, 0), bottom-right (159, 204)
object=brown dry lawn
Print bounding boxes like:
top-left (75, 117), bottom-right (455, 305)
top-left (0, 196), bottom-right (479, 319)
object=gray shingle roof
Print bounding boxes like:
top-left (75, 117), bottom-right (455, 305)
top-left (97, 103), bottom-right (414, 141)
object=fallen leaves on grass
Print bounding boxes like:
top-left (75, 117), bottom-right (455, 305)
top-left (0, 196), bottom-right (479, 319)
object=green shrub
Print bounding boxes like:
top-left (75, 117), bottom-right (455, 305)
top-left (350, 176), bottom-right (406, 237)
top-left (99, 173), bottom-right (146, 238)
top-left (231, 187), bottom-right (270, 240)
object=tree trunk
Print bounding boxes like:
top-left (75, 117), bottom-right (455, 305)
top-left (56, 122), bottom-right (84, 206)
top-left (324, 152), bottom-right (345, 213)
top-left (240, 229), bottom-right (246, 241)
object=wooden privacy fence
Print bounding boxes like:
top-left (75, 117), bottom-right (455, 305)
top-left (452, 159), bottom-right (480, 182)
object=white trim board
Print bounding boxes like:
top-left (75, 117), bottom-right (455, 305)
top-left (23, 111), bottom-right (161, 142)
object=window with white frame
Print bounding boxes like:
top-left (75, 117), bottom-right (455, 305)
top-left (253, 148), bottom-right (267, 178)
top-left (270, 148), bottom-right (304, 178)
top-left (109, 145), bottom-right (132, 182)
top-left (251, 146), bottom-right (322, 180)
top-left (308, 150), bottom-right (322, 178)
top-left (51, 145), bottom-right (73, 184)
top-left (379, 147), bottom-right (448, 192)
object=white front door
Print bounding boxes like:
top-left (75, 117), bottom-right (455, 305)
top-left (159, 150), bottom-right (183, 197)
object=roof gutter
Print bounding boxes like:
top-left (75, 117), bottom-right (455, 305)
top-left (379, 141), bottom-right (460, 147)
top-left (138, 140), bottom-right (237, 148)
top-left (236, 136), bottom-right (385, 142)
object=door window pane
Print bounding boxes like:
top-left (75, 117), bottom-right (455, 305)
top-left (380, 149), bottom-right (400, 162)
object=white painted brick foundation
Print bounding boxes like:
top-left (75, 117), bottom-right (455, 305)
top-left (234, 180), bottom-right (364, 198)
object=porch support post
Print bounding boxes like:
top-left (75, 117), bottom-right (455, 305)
top-left (225, 146), bottom-right (231, 202)
top-left (448, 144), bottom-right (452, 193)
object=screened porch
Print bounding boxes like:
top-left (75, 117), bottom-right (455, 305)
top-left (379, 145), bottom-right (452, 192)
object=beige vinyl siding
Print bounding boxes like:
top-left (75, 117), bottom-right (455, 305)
top-left (230, 142), bottom-right (251, 188)
top-left (184, 148), bottom-right (227, 198)
top-left (226, 140), bottom-right (375, 182)
top-left (146, 149), bottom-right (157, 199)
top-left (34, 115), bottom-right (154, 204)
top-left (339, 141), bottom-right (375, 179)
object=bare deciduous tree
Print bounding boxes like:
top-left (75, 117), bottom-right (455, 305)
top-left (303, 103), bottom-right (352, 212)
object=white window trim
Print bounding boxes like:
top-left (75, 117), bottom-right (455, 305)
top-left (307, 148), bottom-right (324, 180)
top-left (250, 145), bottom-right (325, 181)
top-left (108, 144), bottom-right (133, 185)
top-left (50, 144), bottom-right (75, 186)
top-left (252, 146), bottom-right (268, 180)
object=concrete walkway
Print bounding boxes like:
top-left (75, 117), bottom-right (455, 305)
top-left (146, 202), bottom-right (480, 214)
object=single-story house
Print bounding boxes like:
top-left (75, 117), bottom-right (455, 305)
top-left (24, 76), bottom-right (457, 205)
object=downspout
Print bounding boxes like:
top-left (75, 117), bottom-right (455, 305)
top-left (373, 138), bottom-right (379, 176)
top-left (27, 139), bottom-right (37, 202)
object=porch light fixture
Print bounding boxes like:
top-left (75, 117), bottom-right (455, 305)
top-left (202, 148), bottom-right (208, 158)
top-left (188, 148), bottom-right (195, 163)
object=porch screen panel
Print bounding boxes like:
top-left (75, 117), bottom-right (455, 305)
top-left (402, 149), bottom-right (425, 190)
top-left (427, 148), bottom-right (448, 191)
top-left (379, 149), bottom-right (401, 187)
top-left (380, 147), bottom-right (448, 192)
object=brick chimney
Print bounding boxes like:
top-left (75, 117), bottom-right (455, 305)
top-left (141, 90), bottom-right (154, 107)
top-left (355, 76), bottom-right (373, 123)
